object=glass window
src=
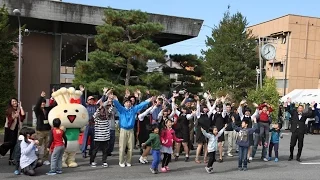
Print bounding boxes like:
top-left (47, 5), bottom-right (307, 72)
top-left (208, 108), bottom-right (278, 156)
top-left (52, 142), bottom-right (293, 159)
top-left (60, 66), bottom-right (66, 74)
top-left (60, 78), bottom-right (66, 83)
top-left (66, 78), bottom-right (74, 83)
top-left (66, 67), bottom-right (74, 74)
top-left (280, 64), bottom-right (284, 72)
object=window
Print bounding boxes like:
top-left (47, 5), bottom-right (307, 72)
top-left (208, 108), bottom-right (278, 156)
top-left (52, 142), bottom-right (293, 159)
top-left (60, 78), bottom-right (66, 84)
top-left (65, 78), bottom-right (74, 83)
top-left (60, 66), bottom-right (66, 74)
top-left (276, 79), bottom-right (289, 89)
top-left (280, 64), bottom-right (284, 72)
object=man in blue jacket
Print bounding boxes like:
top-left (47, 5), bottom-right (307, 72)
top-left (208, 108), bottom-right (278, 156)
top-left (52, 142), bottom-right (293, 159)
top-left (112, 94), bottom-right (155, 167)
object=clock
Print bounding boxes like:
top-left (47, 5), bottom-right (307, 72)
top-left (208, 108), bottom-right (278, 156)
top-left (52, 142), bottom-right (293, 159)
top-left (261, 44), bottom-right (276, 61)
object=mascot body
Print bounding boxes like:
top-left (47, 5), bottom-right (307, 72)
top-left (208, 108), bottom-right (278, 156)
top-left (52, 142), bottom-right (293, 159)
top-left (48, 87), bottom-right (88, 167)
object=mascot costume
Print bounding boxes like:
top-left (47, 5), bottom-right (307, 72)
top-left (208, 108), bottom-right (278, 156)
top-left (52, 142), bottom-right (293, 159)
top-left (48, 87), bottom-right (88, 167)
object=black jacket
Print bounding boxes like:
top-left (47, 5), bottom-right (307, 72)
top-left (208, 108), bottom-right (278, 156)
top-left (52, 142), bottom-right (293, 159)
top-left (286, 103), bottom-right (315, 133)
top-left (34, 97), bottom-right (54, 131)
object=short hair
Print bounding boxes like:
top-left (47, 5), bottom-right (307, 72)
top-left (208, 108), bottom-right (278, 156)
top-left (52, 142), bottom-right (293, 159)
top-left (242, 119), bottom-right (249, 125)
top-left (53, 118), bottom-right (61, 128)
top-left (157, 98), bottom-right (163, 103)
top-left (226, 103), bottom-right (231, 107)
top-left (150, 124), bottom-right (159, 132)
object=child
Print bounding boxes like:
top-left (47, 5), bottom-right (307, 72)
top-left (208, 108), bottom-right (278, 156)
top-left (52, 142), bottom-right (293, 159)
top-left (20, 127), bottom-right (43, 176)
top-left (46, 118), bottom-right (67, 175)
top-left (160, 119), bottom-right (183, 172)
top-left (13, 127), bottom-right (28, 175)
top-left (201, 124), bottom-right (227, 174)
top-left (232, 118), bottom-right (258, 171)
top-left (142, 124), bottom-right (161, 174)
top-left (268, 123), bottom-right (283, 162)
top-left (90, 101), bottom-right (111, 167)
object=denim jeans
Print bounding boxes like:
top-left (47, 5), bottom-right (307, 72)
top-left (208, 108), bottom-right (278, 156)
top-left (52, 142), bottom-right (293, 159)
top-left (259, 122), bottom-right (270, 143)
top-left (151, 150), bottom-right (161, 170)
top-left (108, 130), bottom-right (116, 154)
top-left (252, 133), bottom-right (267, 158)
top-left (51, 146), bottom-right (65, 171)
top-left (238, 146), bottom-right (248, 168)
top-left (82, 125), bottom-right (95, 154)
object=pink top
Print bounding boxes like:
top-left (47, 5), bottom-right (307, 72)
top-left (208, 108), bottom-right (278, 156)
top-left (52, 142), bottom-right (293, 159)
top-left (160, 128), bottom-right (182, 147)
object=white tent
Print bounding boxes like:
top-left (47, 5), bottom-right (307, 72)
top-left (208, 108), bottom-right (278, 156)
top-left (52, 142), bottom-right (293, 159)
top-left (280, 89), bottom-right (320, 104)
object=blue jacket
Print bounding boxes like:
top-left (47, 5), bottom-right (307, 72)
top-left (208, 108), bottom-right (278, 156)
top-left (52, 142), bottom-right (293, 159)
top-left (113, 100), bottom-right (150, 130)
top-left (270, 128), bottom-right (282, 143)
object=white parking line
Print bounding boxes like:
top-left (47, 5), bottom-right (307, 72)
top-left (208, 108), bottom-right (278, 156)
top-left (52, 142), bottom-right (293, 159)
top-left (300, 163), bottom-right (320, 165)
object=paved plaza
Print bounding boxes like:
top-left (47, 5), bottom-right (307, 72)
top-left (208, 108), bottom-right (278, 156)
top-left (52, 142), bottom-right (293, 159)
top-left (0, 133), bottom-right (319, 180)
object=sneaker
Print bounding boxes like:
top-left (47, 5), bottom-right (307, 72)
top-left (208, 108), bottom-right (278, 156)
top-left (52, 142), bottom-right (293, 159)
top-left (243, 168), bottom-right (248, 171)
top-left (267, 157), bottom-right (272, 161)
top-left (235, 150), bottom-right (239, 153)
top-left (90, 162), bottom-right (97, 167)
top-left (205, 167), bottom-right (212, 174)
top-left (184, 157), bottom-right (189, 162)
top-left (263, 158), bottom-right (268, 162)
top-left (126, 163), bottom-right (132, 167)
top-left (44, 160), bottom-right (51, 166)
top-left (144, 159), bottom-right (149, 163)
top-left (14, 170), bottom-right (20, 175)
top-left (155, 169), bottom-right (159, 174)
top-left (160, 167), bottom-right (167, 173)
top-left (46, 170), bottom-right (57, 175)
top-left (119, 163), bottom-right (125, 167)
top-left (249, 157), bottom-right (253, 161)
top-left (102, 163), bottom-right (108, 168)
top-left (274, 158), bottom-right (279, 162)
top-left (165, 166), bottom-right (170, 171)
top-left (218, 159), bottom-right (223, 163)
top-left (56, 170), bottom-right (63, 174)
top-left (174, 156), bottom-right (179, 161)
top-left (139, 156), bottom-right (146, 164)
top-left (150, 168), bottom-right (156, 174)
top-left (227, 153), bottom-right (233, 157)
top-left (238, 167), bottom-right (243, 171)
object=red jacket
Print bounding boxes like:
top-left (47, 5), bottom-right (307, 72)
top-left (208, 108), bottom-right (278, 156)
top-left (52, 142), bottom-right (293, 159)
top-left (160, 128), bottom-right (182, 147)
top-left (258, 104), bottom-right (273, 122)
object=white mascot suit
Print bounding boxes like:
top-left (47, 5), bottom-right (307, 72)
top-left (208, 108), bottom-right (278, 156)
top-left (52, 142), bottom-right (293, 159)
top-left (48, 87), bottom-right (88, 167)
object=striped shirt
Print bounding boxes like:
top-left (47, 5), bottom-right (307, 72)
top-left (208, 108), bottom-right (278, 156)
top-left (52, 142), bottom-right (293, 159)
top-left (93, 107), bottom-right (111, 141)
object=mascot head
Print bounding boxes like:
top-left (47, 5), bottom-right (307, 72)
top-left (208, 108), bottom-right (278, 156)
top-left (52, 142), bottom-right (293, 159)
top-left (48, 87), bottom-right (88, 129)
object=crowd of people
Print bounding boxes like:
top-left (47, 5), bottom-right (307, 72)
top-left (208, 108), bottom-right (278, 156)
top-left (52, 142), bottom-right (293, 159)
top-left (0, 86), bottom-right (318, 176)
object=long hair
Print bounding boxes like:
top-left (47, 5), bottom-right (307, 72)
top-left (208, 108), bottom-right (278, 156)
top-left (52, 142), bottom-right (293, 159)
top-left (5, 98), bottom-right (18, 116)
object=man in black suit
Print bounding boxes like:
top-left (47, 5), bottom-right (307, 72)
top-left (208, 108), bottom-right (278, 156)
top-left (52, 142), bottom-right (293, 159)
top-left (284, 98), bottom-right (315, 162)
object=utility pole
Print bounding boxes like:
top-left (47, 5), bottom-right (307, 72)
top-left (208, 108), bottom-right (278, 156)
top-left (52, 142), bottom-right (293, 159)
top-left (258, 37), bottom-right (263, 88)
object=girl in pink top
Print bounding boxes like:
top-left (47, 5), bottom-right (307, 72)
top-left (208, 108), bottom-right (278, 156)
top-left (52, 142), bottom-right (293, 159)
top-left (160, 119), bottom-right (183, 172)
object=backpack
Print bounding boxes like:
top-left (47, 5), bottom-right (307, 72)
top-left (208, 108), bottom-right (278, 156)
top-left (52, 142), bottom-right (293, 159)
top-left (13, 140), bottom-right (22, 163)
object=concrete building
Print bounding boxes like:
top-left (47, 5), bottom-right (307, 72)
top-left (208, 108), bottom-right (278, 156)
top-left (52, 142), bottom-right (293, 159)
top-left (248, 14), bottom-right (320, 96)
top-left (2, 0), bottom-right (203, 122)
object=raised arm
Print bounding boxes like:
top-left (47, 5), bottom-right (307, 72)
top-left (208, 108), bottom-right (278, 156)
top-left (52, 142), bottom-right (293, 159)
top-left (201, 128), bottom-right (213, 139)
top-left (138, 106), bottom-right (155, 121)
top-left (303, 102), bottom-right (316, 118)
top-left (217, 126), bottom-right (226, 137)
top-left (172, 98), bottom-right (181, 116)
top-left (196, 100), bottom-right (201, 119)
top-left (133, 98), bottom-right (152, 113)
top-left (113, 99), bottom-right (126, 113)
top-left (238, 106), bottom-right (244, 120)
top-left (251, 107), bottom-right (259, 120)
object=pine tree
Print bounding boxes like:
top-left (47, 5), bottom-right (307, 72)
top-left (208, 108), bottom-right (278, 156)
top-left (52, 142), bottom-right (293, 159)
top-left (203, 9), bottom-right (259, 100)
top-left (73, 8), bottom-right (166, 94)
top-left (162, 54), bottom-right (204, 94)
top-left (0, 6), bottom-right (18, 125)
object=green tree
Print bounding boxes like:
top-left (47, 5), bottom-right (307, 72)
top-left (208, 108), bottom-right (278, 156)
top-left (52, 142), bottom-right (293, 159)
top-left (73, 8), bottom-right (166, 93)
top-left (202, 9), bottom-right (259, 101)
top-left (247, 77), bottom-right (280, 122)
top-left (162, 54), bottom-right (204, 94)
top-left (0, 6), bottom-right (17, 126)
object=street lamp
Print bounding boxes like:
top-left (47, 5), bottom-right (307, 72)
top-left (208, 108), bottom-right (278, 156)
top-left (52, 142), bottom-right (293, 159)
top-left (13, 9), bottom-right (22, 103)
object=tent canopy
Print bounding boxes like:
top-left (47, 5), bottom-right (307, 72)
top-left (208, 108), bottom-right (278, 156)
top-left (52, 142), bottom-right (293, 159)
top-left (280, 89), bottom-right (320, 104)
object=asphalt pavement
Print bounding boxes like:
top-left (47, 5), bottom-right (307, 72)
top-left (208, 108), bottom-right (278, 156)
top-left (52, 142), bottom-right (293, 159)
top-left (0, 133), bottom-right (320, 180)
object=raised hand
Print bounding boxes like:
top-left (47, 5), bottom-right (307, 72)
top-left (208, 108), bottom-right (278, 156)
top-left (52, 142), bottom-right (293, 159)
top-left (240, 100), bottom-right (246, 105)
top-left (252, 103), bottom-right (258, 108)
top-left (79, 85), bottom-right (85, 92)
top-left (221, 96), bottom-right (226, 103)
top-left (184, 92), bottom-right (189, 99)
top-left (194, 95), bottom-right (200, 101)
top-left (125, 88), bottom-right (130, 97)
top-left (41, 91), bottom-right (46, 97)
top-left (103, 87), bottom-right (109, 93)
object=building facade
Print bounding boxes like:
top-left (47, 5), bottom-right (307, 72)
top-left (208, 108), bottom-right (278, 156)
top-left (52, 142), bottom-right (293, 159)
top-left (248, 14), bottom-right (320, 96)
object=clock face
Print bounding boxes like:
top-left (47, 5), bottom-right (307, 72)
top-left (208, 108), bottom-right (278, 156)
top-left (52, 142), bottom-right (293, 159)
top-left (261, 44), bottom-right (276, 60)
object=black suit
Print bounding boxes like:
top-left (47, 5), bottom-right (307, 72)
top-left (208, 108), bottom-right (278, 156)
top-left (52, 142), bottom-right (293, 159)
top-left (286, 104), bottom-right (315, 159)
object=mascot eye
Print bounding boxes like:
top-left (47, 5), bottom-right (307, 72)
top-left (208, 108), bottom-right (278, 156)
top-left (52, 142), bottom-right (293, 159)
top-left (64, 110), bottom-right (68, 113)
top-left (75, 109), bottom-right (79, 112)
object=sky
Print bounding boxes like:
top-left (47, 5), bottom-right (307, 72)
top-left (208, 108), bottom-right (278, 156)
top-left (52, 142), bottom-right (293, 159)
top-left (64, 0), bottom-right (320, 56)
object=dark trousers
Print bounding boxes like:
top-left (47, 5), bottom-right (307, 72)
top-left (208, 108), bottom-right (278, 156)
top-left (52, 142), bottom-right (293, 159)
top-left (238, 146), bottom-right (248, 168)
top-left (268, 142), bottom-right (279, 158)
top-left (306, 121), bottom-right (315, 134)
top-left (82, 125), bottom-right (95, 155)
top-left (23, 160), bottom-right (43, 176)
top-left (90, 141), bottom-right (109, 163)
top-left (162, 153), bottom-right (171, 167)
top-left (207, 151), bottom-right (216, 168)
top-left (290, 131), bottom-right (304, 159)
top-left (1, 127), bottom-right (18, 159)
top-left (108, 130), bottom-right (116, 154)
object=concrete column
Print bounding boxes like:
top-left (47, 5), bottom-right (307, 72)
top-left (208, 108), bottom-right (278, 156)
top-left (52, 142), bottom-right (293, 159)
top-left (51, 22), bottom-right (62, 84)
